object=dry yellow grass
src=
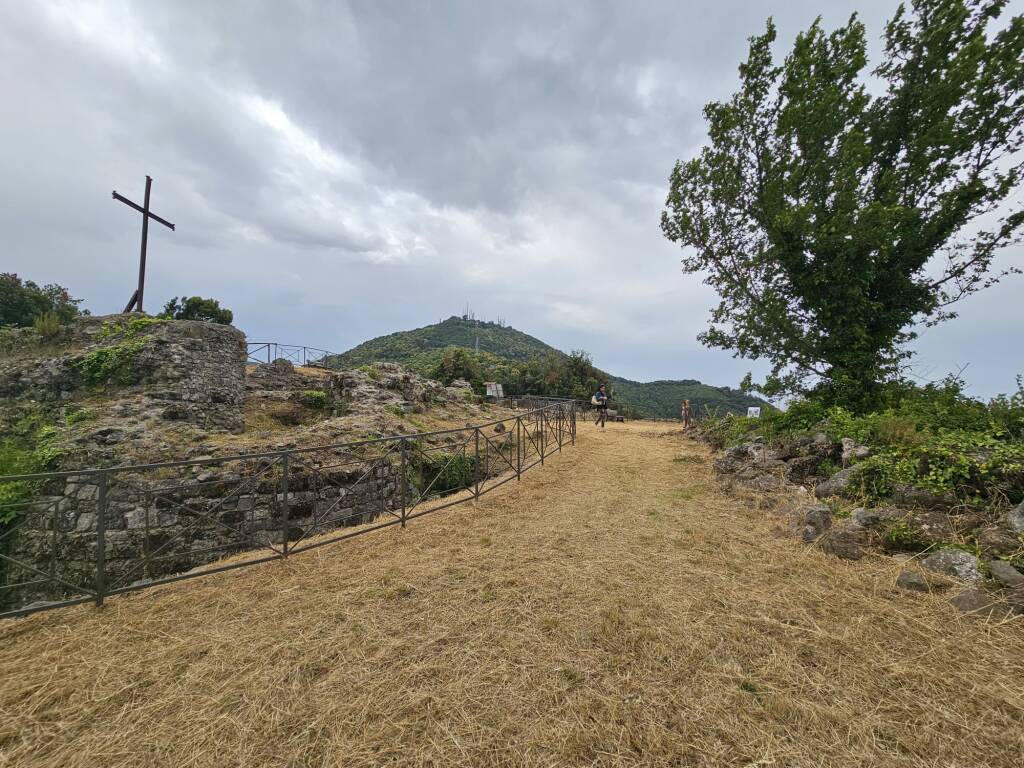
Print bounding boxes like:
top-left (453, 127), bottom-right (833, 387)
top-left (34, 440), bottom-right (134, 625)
top-left (1, 421), bottom-right (1022, 767)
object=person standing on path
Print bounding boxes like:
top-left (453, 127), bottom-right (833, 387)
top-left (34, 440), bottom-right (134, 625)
top-left (681, 399), bottom-right (691, 429)
top-left (592, 384), bottom-right (608, 428)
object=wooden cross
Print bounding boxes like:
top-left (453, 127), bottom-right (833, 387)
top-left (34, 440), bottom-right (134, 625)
top-left (112, 175), bottom-right (175, 313)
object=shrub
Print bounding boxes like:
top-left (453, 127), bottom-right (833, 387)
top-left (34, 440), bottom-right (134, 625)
top-left (358, 365), bottom-right (381, 381)
top-left (0, 420), bottom-right (64, 517)
top-left (301, 390), bottom-right (328, 409)
top-left (415, 453), bottom-right (476, 495)
top-left (704, 375), bottom-right (1024, 506)
top-left (32, 311), bottom-right (62, 340)
top-left (160, 296), bottom-right (233, 324)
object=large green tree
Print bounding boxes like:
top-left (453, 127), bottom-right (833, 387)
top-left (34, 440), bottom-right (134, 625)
top-left (661, 0), bottom-right (1024, 409)
top-left (0, 273), bottom-right (84, 327)
top-left (160, 296), bottom-right (233, 325)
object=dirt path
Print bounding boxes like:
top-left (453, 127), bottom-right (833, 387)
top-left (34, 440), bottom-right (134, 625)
top-left (2, 422), bottom-right (1022, 767)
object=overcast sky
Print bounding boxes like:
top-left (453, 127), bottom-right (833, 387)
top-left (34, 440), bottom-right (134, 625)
top-left (2, 0), bottom-right (1022, 398)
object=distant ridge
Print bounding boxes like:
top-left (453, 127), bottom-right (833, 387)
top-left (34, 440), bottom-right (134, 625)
top-left (327, 316), bottom-right (768, 418)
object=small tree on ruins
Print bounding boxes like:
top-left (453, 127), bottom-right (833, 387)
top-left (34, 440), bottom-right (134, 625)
top-left (160, 296), bottom-right (234, 325)
top-left (661, 0), bottom-right (1024, 410)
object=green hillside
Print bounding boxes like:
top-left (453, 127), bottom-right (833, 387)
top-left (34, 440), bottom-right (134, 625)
top-left (326, 316), bottom-right (768, 418)
top-left (333, 316), bottom-right (554, 366)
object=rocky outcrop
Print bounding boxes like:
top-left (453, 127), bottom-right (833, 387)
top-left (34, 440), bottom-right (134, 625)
top-left (0, 315), bottom-right (246, 433)
top-left (701, 425), bottom-right (1024, 618)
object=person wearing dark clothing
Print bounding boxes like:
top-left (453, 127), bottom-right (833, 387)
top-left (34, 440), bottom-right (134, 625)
top-left (592, 384), bottom-right (608, 427)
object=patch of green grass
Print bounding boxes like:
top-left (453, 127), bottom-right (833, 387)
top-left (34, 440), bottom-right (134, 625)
top-left (357, 364), bottom-right (381, 381)
top-left (881, 519), bottom-right (927, 552)
top-left (63, 407), bottom-right (96, 426)
top-left (386, 405), bottom-right (405, 419)
top-left (557, 667), bottom-right (584, 686)
top-left (96, 316), bottom-right (165, 340)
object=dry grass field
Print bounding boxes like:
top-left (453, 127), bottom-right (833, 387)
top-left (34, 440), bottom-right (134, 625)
top-left (1, 421), bottom-right (1022, 767)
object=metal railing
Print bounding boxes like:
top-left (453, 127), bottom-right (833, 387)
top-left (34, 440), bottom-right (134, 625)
top-left (0, 400), bottom-right (576, 619)
top-left (246, 342), bottom-right (335, 368)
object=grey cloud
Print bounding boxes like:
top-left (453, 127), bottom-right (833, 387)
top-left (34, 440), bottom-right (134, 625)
top-left (2, 0), bottom-right (1022, 399)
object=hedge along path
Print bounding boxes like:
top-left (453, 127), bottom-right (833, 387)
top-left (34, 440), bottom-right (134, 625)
top-left (1, 422), bottom-right (1022, 767)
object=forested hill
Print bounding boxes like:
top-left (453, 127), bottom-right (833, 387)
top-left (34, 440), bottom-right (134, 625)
top-left (326, 316), bottom-right (768, 418)
top-left (331, 316), bottom-right (554, 366)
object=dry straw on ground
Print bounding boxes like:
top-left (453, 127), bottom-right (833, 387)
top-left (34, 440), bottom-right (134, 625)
top-left (1, 422), bottom-right (1022, 767)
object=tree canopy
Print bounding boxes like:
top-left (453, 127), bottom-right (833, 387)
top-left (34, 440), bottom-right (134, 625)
top-left (661, 0), bottom-right (1024, 409)
top-left (0, 273), bottom-right (85, 327)
top-left (160, 296), bottom-right (233, 325)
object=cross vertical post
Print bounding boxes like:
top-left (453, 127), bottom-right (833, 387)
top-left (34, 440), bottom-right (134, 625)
top-left (112, 175), bottom-right (175, 313)
top-left (136, 176), bottom-right (152, 312)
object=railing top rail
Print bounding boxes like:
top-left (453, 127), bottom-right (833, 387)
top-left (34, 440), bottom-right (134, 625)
top-left (0, 400), bottom-right (575, 483)
top-left (246, 343), bottom-right (334, 354)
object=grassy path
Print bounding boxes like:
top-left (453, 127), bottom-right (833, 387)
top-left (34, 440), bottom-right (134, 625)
top-left (1, 421), bottom-right (1022, 767)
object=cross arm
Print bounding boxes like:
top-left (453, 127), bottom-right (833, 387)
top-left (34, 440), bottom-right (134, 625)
top-left (111, 191), bottom-right (176, 230)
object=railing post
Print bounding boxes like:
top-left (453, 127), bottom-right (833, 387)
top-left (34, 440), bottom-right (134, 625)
top-left (572, 402), bottom-right (576, 444)
top-left (50, 499), bottom-right (58, 586)
top-left (558, 404), bottom-right (563, 451)
top-left (94, 471), bottom-right (107, 607)
top-left (516, 417), bottom-right (522, 480)
top-left (540, 410), bottom-right (545, 465)
top-left (143, 491), bottom-right (151, 579)
top-left (280, 454), bottom-right (290, 556)
top-left (400, 438), bottom-right (408, 528)
top-left (475, 427), bottom-right (484, 498)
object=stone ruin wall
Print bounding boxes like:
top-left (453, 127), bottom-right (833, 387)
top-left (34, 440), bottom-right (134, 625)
top-left (3, 458), bottom-right (402, 610)
top-left (0, 315), bottom-right (247, 433)
top-left (2, 316), bottom-right (396, 610)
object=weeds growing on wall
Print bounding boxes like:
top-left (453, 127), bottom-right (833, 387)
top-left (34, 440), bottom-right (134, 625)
top-left (0, 409), bottom-right (65, 519)
top-left (96, 316), bottom-right (165, 341)
top-left (78, 337), bottom-right (151, 387)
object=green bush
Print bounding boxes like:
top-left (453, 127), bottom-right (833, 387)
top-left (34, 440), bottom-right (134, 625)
top-left (32, 310), bottom-right (62, 340)
top-left (415, 453), bottom-right (476, 495)
top-left (0, 420), bottom-right (64, 518)
top-left (702, 376), bottom-right (1024, 505)
top-left (358, 364), bottom-right (381, 381)
top-left (160, 296), bottom-right (233, 324)
top-left (301, 390), bottom-right (329, 409)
